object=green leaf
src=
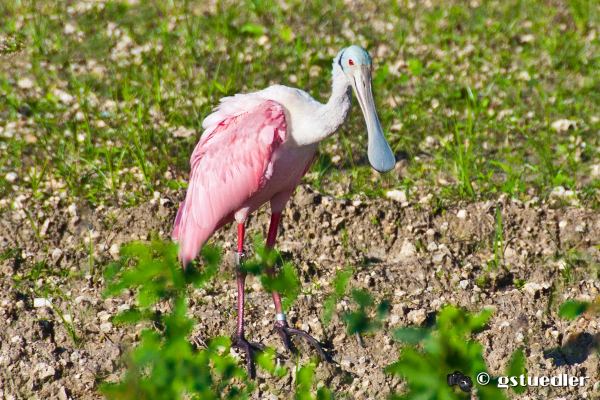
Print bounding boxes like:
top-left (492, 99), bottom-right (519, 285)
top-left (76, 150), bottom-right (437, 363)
top-left (212, 80), bottom-right (227, 94)
top-left (256, 347), bottom-right (286, 377)
top-left (376, 299), bottom-right (391, 320)
top-left (392, 327), bottom-right (429, 345)
top-left (322, 295), bottom-right (336, 325)
top-left (240, 23), bottom-right (265, 36)
top-left (280, 26), bottom-right (292, 42)
top-left (112, 308), bottom-right (144, 325)
top-left (506, 348), bottom-right (527, 394)
top-left (350, 289), bottom-right (373, 307)
top-left (334, 268), bottom-right (352, 297)
top-left (407, 59), bottom-right (423, 76)
top-left (558, 300), bottom-right (590, 320)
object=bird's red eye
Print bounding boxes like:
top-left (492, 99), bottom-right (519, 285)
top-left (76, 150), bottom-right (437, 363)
top-left (348, 59), bottom-right (354, 66)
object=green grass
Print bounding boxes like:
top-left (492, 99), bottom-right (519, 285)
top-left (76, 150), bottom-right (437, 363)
top-left (1, 1), bottom-right (600, 396)
top-left (0, 0), bottom-right (599, 213)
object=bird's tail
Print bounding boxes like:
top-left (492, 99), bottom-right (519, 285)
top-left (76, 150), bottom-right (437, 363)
top-left (172, 199), bottom-right (213, 268)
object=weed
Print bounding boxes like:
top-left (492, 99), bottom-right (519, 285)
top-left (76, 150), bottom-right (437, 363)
top-left (102, 240), bottom-right (249, 399)
top-left (322, 267), bottom-right (353, 326)
top-left (559, 298), bottom-right (600, 320)
top-left (342, 289), bottom-right (390, 337)
top-left (240, 237), bottom-right (302, 312)
top-left (294, 360), bottom-right (333, 400)
top-left (387, 306), bottom-right (507, 399)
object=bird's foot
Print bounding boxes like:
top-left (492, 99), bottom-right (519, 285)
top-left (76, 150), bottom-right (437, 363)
top-left (273, 321), bottom-right (331, 362)
top-left (231, 334), bottom-right (266, 379)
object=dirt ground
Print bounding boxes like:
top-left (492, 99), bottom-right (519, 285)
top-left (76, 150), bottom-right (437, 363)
top-left (1, 186), bottom-right (599, 399)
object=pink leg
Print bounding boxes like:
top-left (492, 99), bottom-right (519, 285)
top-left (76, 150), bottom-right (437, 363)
top-left (232, 222), bottom-right (265, 378)
top-left (266, 212), bottom-right (329, 361)
top-left (266, 213), bottom-right (284, 315)
top-left (236, 223), bottom-right (246, 336)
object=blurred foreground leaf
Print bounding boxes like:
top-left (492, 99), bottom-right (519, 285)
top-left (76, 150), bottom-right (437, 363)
top-left (387, 306), bottom-right (507, 400)
top-left (101, 240), bottom-right (248, 400)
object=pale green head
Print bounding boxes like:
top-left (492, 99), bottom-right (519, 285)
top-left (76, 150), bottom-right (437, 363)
top-left (338, 45), bottom-right (395, 173)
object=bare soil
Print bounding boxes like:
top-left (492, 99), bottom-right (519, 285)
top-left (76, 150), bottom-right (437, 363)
top-left (1, 186), bottom-right (599, 399)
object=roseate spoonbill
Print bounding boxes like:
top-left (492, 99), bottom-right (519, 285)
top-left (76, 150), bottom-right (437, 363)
top-left (173, 45), bottom-right (395, 376)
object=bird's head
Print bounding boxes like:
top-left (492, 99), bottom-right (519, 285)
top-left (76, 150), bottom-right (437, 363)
top-left (338, 45), bottom-right (395, 173)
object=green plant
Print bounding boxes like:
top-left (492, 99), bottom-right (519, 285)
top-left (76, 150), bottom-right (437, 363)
top-left (559, 299), bottom-right (600, 320)
top-left (321, 268), bottom-right (390, 344)
top-left (505, 347), bottom-right (527, 395)
top-left (387, 306), bottom-right (507, 399)
top-left (568, 0), bottom-right (593, 33)
top-left (322, 267), bottom-right (353, 326)
top-left (342, 289), bottom-right (390, 337)
top-left (101, 239), bottom-right (249, 399)
top-left (0, 34), bottom-right (25, 57)
top-left (241, 236), bottom-right (302, 312)
top-left (294, 359), bottom-right (333, 400)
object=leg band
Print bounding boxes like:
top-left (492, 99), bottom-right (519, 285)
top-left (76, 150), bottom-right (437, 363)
top-left (234, 251), bottom-right (246, 266)
top-left (276, 313), bottom-right (286, 322)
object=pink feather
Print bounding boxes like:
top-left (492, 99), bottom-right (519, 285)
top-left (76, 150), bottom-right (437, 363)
top-left (173, 100), bottom-right (287, 266)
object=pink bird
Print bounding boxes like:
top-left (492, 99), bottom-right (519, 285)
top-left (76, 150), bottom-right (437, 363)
top-left (173, 45), bottom-right (395, 376)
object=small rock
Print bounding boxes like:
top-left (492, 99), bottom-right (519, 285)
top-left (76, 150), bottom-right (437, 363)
top-left (109, 243), bottom-right (120, 258)
top-left (425, 135), bottom-right (437, 146)
top-left (332, 216), bottom-right (345, 230)
top-left (551, 119), bottom-right (576, 133)
top-left (53, 88), bottom-right (74, 104)
top-left (400, 240), bottom-right (415, 257)
top-left (458, 280), bottom-right (469, 290)
top-left (333, 333), bottom-right (346, 344)
top-left (516, 332), bottom-right (524, 343)
top-left (504, 247), bottom-right (517, 259)
top-left (427, 242), bottom-right (438, 252)
top-left (97, 311), bottom-right (112, 322)
top-left (517, 71), bottom-right (531, 81)
top-left (38, 363), bottom-right (56, 380)
top-left (51, 248), bottom-right (63, 261)
top-left (419, 194), bottom-right (433, 204)
top-left (522, 282), bottom-right (542, 296)
top-left (58, 386), bottom-right (69, 400)
top-left (18, 77), bottom-right (35, 89)
top-left (407, 309), bottom-right (427, 325)
top-left (519, 33), bottom-right (535, 43)
top-left (308, 318), bottom-right (323, 337)
top-left (386, 190), bottom-right (407, 203)
top-left (100, 322), bottom-right (113, 333)
top-left (34, 298), bottom-right (52, 308)
top-left (559, 220), bottom-right (568, 229)
top-left (5, 172), bottom-right (17, 182)
top-left (432, 252), bottom-right (445, 264)
top-left (457, 209), bottom-right (467, 219)
top-left (117, 304), bottom-right (130, 313)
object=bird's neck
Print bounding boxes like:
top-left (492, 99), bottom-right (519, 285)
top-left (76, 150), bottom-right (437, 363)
top-left (307, 65), bottom-right (352, 145)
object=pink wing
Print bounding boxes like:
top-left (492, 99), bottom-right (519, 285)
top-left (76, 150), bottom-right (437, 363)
top-left (173, 100), bottom-right (287, 266)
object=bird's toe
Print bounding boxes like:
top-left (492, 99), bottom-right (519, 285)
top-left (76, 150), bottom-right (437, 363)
top-left (273, 322), bottom-right (332, 363)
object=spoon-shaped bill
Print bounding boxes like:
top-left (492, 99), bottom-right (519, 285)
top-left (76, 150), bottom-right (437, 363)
top-left (351, 67), bottom-right (395, 173)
